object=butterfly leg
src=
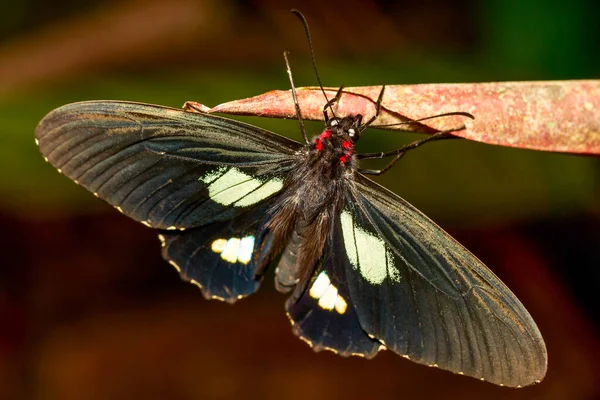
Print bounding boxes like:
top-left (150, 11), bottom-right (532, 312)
top-left (283, 51), bottom-right (309, 144)
top-left (359, 85), bottom-right (386, 132)
top-left (322, 85), bottom-right (345, 122)
top-left (357, 128), bottom-right (462, 175)
top-left (358, 152), bottom-right (407, 176)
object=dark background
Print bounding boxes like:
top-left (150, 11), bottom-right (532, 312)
top-left (0, 0), bottom-right (599, 399)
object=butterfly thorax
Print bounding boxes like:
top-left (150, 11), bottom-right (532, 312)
top-left (310, 118), bottom-right (359, 172)
top-left (267, 117), bottom-right (362, 295)
top-left (293, 117), bottom-right (361, 225)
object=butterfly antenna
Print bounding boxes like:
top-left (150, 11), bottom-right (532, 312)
top-left (284, 51), bottom-right (309, 143)
top-left (290, 10), bottom-right (335, 117)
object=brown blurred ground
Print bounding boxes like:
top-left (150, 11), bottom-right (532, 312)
top-left (1, 212), bottom-right (598, 400)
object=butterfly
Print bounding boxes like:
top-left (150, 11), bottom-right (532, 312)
top-left (34, 12), bottom-right (546, 389)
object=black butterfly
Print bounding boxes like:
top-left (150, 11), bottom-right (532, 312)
top-left (34, 14), bottom-right (546, 389)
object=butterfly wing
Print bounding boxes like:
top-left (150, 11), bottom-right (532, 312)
top-left (36, 101), bottom-right (301, 301)
top-left (335, 174), bottom-right (547, 387)
top-left (35, 101), bottom-right (301, 230)
top-left (160, 198), bottom-right (282, 302)
top-left (284, 220), bottom-right (382, 358)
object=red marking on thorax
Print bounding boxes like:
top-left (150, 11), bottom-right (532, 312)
top-left (313, 129), bottom-right (354, 163)
top-left (339, 140), bottom-right (354, 163)
top-left (314, 129), bottom-right (332, 152)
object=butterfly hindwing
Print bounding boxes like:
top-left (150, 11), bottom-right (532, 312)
top-left (35, 101), bottom-right (301, 230)
top-left (160, 200), bottom-right (280, 303)
top-left (337, 174), bottom-right (547, 387)
top-left (284, 224), bottom-right (382, 358)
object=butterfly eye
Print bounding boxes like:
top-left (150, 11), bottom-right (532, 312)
top-left (329, 119), bottom-right (339, 127)
top-left (347, 128), bottom-right (356, 138)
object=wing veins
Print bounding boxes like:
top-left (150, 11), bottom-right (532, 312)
top-left (79, 146), bottom-right (151, 194)
top-left (350, 189), bottom-right (461, 300)
top-left (44, 122), bottom-right (111, 164)
top-left (139, 164), bottom-right (205, 225)
top-left (115, 157), bottom-right (165, 208)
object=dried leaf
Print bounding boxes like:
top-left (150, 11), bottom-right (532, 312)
top-left (209, 80), bottom-right (600, 155)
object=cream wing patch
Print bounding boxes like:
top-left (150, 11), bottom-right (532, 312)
top-left (340, 210), bottom-right (400, 285)
top-left (309, 271), bottom-right (348, 314)
top-left (210, 236), bottom-right (255, 264)
top-left (199, 167), bottom-right (283, 207)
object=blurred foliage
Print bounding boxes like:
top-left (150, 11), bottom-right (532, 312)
top-left (479, 0), bottom-right (599, 79)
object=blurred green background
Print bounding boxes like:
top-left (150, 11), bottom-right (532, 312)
top-left (0, 0), bottom-right (598, 399)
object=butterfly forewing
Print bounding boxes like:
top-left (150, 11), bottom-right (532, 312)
top-left (337, 174), bottom-right (547, 387)
top-left (35, 101), bottom-right (301, 230)
top-left (36, 100), bottom-right (300, 303)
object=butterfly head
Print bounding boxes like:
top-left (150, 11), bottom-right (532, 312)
top-left (327, 115), bottom-right (363, 144)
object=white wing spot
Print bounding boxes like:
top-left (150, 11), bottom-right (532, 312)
top-left (235, 178), bottom-right (283, 207)
top-left (309, 271), bottom-right (330, 298)
top-left (299, 336), bottom-right (314, 347)
top-left (210, 236), bottom-right (255, 265)
top-left (340, 210), bottom-right (401, 284)
top-left (168, 260), bottom-right (181, 273)
top-left (190, 279), bottom-right (202, 289)
top-left (221, 238), bottom-right (241, 263)
top-left (199, 167), bottom-right (226, 184)
top-left (237, 236), bottom-right (255, 264)
top-left (211, 238), bottom-right (227, 253)
top-left (334, 296), bottom-right (348, 314)
top-left (158, 234), bottom-right (166, 246)
top-left (200, 167), bottom-right (282, 206)
top-left (308, 271), bottom-right (348, 314)
top-left (318, 285), bottom-right (338, 311)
